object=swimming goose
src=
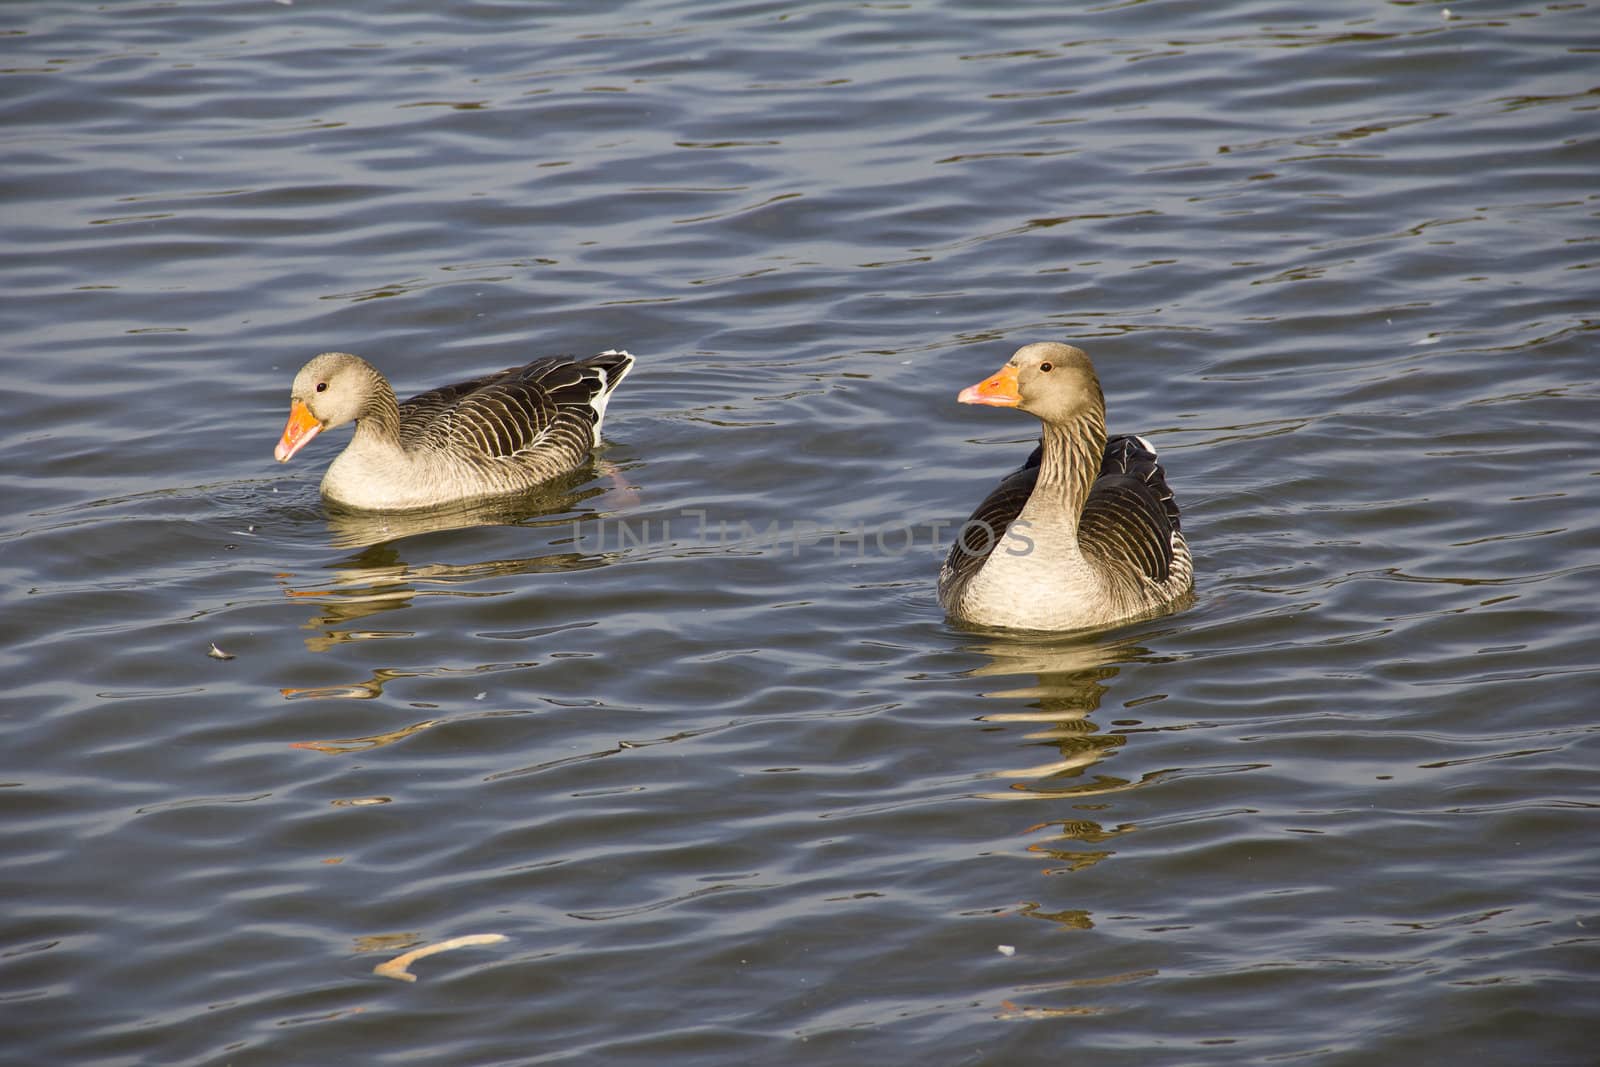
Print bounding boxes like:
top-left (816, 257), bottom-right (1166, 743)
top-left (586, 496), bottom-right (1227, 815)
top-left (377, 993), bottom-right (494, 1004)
top-left (274, 349), bottom-right (634, 510)
top-left (938, 342), bottom-right (1193, 631)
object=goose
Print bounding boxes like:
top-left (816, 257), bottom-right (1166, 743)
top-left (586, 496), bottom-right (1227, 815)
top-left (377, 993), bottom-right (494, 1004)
top-left (273, 349), bottom-right (634, 510)
top-left (938, 342), bottom-right (1192, 631)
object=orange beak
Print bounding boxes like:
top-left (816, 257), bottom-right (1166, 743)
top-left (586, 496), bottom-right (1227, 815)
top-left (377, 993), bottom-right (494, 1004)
top-left (957, 363), bottom-right (1021, 407)
top-left (274, 399), bottom-right (323, 462)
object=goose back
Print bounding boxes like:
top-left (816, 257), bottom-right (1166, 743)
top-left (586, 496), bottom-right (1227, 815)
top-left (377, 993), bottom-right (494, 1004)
top-left (400, 352), bottom-right (631, 469)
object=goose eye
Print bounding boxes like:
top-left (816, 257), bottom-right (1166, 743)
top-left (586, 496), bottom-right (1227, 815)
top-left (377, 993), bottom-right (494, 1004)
top-left (315, 381), bottom-right (328, 392)
top-left (1039, 361), bottom-right (1053, 373)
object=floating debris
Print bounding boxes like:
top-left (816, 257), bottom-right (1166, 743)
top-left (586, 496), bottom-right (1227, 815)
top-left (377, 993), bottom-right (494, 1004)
top-left (995, 999), bottom-right (1100, 1020)
top-left (290, 719), bottom-right (442, 754)
top-left (207, 643), bottom-right (235, 660)
top-left (373, 933), bottom-right (509, 983)
top-left (997, 944), bottom-right (1017, 957)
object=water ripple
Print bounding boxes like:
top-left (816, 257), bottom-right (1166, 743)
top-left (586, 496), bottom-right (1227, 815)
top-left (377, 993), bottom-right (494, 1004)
top-left (3, 1), bottom-right (1597, 1064)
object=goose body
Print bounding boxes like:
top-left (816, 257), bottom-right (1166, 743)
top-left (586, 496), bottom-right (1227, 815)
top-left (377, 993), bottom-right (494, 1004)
top-left (938, 343), bottom-right (1193, 632)
top-left (274, 349), bottom-right (634, 510)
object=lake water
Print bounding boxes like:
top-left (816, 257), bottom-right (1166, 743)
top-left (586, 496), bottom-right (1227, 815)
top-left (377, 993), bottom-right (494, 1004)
top-left (2, 2), bottom-right (1597, 1064)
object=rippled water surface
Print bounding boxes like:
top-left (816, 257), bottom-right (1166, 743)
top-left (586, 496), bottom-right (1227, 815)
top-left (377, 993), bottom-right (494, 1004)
top-left (3, 2), bottom-right (1597, 1063)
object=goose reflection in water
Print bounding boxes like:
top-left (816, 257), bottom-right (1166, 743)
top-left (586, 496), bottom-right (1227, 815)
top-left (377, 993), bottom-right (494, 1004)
top-left (277, 472), bottom-right (626, 660)
top-left (960, 632), bottom-right (1172, 931)
top-left (962, 632), bottom-right (1156, 802)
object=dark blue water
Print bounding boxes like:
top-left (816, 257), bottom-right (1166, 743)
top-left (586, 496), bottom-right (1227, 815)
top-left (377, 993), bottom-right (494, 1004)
top-left (2, 2), bottom-right (1596, 1064)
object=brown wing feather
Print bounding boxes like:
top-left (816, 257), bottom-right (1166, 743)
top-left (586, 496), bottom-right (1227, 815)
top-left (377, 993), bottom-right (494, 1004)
top-left (1079, 434), bottom-right (1179, 585)
top-left (398, 353), bottom-right (632, 465)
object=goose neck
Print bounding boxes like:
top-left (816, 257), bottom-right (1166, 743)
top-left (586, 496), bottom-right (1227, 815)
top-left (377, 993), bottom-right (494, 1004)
top-left (351, 379), bottom-right (403, 449)
top-left (1032, 412), bottom-right (1106, 518)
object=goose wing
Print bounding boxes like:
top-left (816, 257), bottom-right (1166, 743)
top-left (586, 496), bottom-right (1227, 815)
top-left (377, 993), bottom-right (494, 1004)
top-left (937, 445), bottom-right (1042, 609)
top-left (1078, 434), bottom-right (1181, 585)
top-left (400, 352), bottom-right (633, 463)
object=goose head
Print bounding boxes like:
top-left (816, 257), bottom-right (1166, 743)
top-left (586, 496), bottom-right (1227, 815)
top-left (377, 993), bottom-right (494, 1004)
top-left (274, 351), bottom-right (385, 462)
top-left (957, 342), bottom-right (1103, 425)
